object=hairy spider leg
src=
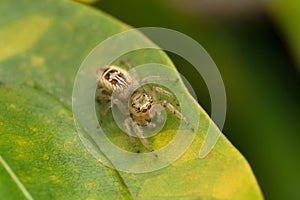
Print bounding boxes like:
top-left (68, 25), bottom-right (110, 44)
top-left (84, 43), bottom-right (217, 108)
top-left (124, 118), bottom-right (140, 153)
top-left (141, 75), bottom-right (179, 84)
top-left (120, 60), bottom-right (134, 70)
top-left (96, 94), bottom-right (111, 101)
top-left (131, 120), bottom-right (158, 157)
top-left (160, 99), bottom-right (195, 132)
top-left (98, 102), bottom-right (112, 124)
top-left (152, 86), bottom-right (180, 106)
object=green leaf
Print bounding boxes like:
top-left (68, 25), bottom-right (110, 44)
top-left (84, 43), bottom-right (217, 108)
top-left (73, 0), bottom-right (99, 4)
top-left (268, 0), bottom-right (300, 72)
top-left (0, 0), bottom-right (263, 199)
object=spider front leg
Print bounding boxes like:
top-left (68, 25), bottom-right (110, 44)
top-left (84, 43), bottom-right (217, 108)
top-left (98, 102), bottom-right (112, 124)
top-left (160, 100), bottom-right (195, 132)
top-left (149, 104), bottom-right (165, 124)
top-left (152, 86), bottom-right (179, 106)
top-left (120, 60), bottom-right (134, 70)
top-left (96, 93), bottom-right (112, 124)
top-left (96, 94), bottom-right (111, 101)
top-left (130, 120), bottom-right (157, 157)
top-left (141, 75), bottom-right (179, 84)
top-left (124, 118), bottom-right (157, 156)
top-left (124, 118), bottom-right (140, 153)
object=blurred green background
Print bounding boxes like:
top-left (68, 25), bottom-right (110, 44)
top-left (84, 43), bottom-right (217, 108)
top-left (85, 0), bottom-right (300, 199)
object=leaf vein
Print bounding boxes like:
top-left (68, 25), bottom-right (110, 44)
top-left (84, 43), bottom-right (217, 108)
top-left (0, 155), bottom-right (34, 200)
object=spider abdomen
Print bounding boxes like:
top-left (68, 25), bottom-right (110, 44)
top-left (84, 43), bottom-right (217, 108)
top-left (97, 65), bottom-right (132, 94)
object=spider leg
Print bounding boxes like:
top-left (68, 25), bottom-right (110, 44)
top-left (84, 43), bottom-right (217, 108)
top-left (131, 121), bottom-right (157, 157)
top-left (141, 75), bottom-right (179, 84)
top-left (96, 94), bottom-right (111, 101)
top-left (98, 102), bottom-right (112, 124)
top-left (120, 60), bottom-right (134, 70)
top-left (160, 100), bottom-right (195, 132)
top-left (120, 61), bottom-right (179, 83)
top-left (119, 60), bottom-right (139, 81)
top-left (149, 104), bottom-right (165, 124)
top-left (152, 86), bottom-right (179, 106)
top-left (124, 118), bottom-right (140, 153)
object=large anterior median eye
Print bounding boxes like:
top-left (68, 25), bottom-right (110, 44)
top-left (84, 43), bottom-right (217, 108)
top-left (142, 108), bottom-right (147, 113)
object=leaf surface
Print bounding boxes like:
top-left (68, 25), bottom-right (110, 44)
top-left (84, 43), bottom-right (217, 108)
top-left (0, 0), bottom-right (263, 199)
top-left (268, 0), bottom-right (300, 72)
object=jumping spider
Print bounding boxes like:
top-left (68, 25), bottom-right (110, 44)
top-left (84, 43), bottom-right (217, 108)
top-left (96, 62), bottom-right (194, 155)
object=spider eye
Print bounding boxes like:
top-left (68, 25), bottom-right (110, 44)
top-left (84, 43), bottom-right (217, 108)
top-left (143, 94), bottom-right (146, 97)
top-left (132, 102), bottom-right (136, 106)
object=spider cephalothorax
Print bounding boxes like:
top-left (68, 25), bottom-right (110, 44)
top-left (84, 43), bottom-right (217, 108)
top-left (129, 91), bottom-right (153, 126)
top-left (96, 63), bottom-right (194, 154)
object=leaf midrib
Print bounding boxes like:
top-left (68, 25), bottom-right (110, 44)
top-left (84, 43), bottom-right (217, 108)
top-left (4, 82), bottom-right (134, 200)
